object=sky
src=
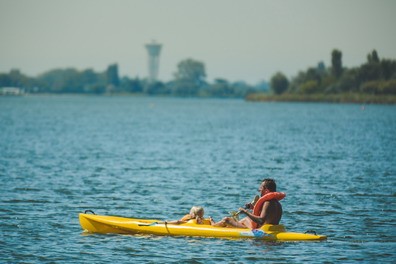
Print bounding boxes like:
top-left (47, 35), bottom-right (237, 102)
top-left (0, 0), bottom-right (395, 84)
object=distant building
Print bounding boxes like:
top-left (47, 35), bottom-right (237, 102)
top-left (145, 40), bottom-right (162, 83)
top-left (0, 87), bottom-right (24, 95)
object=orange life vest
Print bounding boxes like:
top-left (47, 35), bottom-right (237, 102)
top-left (251, 192), bottom-right (286, 228)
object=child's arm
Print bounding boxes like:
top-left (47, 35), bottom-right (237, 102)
top-left (166, 220), bottom-right (187, 225)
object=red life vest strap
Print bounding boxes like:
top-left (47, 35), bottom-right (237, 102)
top-left (249, 192), bottom-right (285, 229)
top-left (252, 192), bottom-right (286, 217)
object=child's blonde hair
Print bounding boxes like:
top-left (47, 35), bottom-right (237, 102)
top-left (189, 206), bottom-right (204, 218)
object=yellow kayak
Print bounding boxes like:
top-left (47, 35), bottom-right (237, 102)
top-left (79, 213), bottom-right (327, 241)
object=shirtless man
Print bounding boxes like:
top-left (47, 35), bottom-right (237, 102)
top-left (212, 179), bottom-right (283, 228)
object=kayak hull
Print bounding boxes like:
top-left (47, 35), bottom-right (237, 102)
top-left (79, 213), bottom-right (327, 241)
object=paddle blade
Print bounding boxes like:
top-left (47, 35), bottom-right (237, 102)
top-left (229, 211), bottom-right (240, 221)
top-left (251, 195), bottom-right (259, 205)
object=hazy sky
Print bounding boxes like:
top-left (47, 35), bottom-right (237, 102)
top-left (1, 0), bottom-right (395, 84)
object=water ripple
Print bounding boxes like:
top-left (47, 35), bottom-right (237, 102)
top-left (0, 97), bottom-right (395, 263)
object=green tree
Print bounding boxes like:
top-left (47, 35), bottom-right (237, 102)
top-left (174, 58), bottom-right (206, 85)
top-left (299, 80), bottom-right (320, 94)
top-left (317, 61), bottom-right (326, 74)
top-left (0, 73), bottom-right (11, 87)
top-left (1, 69), bottom-right (37, 90)
top-left (367, 50), bottom-right (380, 64)
top-left (360, 79), bottom-right (396, 95)
top-left (331, 49), bottom-right (343, 78)
top-left (337, 68), bottom-right (359, 92)
top-left (37, 68), bottom-right (104, 93)
top-left (270, 72), bottom-right (289, 95)
top-left (145, 81), bottom-right (168, 95)
top-left (232, 81), bottom-right (255, 97)
top-left (380, 59), bottom-right (396, 80)
top-left (80, 69), bottom-right (99, 92)
top-left (171, 79), bottom-right (201, 96)
top-left (210, 79), bottom-right (234, 97)
top-left (289, 66), bottom-right (324, 93)
top-left (38, 68), bottom-right (80, 93)
top-left (358, 64), bottom-right (381, 83)
top-left (172, 58), bottom-right (206, 96)
top-left (106, 64), bottom-right (120, 87)
top-left (120, 77), bottom-right (143, 93)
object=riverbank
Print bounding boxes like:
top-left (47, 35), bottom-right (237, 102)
top-left (245, 92), bottom-right (396, 104)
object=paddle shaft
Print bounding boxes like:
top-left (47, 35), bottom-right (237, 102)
top-left (138, 221), bottom-right (167, 226)
top-left (235, 195), bottom-right (259, 216)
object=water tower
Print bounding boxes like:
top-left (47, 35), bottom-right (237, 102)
top-left (145, 41), bottom-right (162, 82)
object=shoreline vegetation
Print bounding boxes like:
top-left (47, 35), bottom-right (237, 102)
top-left (5, 92), bottom-right (396, 105)
top-left (246, 93), bottom-right (396, 104)
top-left (1, 49), bottom-right (395, 104)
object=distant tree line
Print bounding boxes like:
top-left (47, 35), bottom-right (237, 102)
top-left (1, 49), bottom-right (395, 98)
top-left (269, 49), bottom-right (396, 95)
top-left (0, 60), bottom-right (259, 98)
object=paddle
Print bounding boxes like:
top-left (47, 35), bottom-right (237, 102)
top-left (229, 195), bottom-right (259, 220)
top-left (138, 221), bottom-right (167, 226)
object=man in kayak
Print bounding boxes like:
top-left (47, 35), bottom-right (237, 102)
top-left (211, 178), bottom-right (283, 228)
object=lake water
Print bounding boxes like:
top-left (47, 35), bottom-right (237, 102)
top-left (1, 95), bottom-right (395, 263)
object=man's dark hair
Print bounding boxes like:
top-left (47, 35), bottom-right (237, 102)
top-left (262, 178), bottom-right (277, 192)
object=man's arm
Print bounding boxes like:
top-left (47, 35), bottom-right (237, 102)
top-left (239, 201), bottom-right (269, 227)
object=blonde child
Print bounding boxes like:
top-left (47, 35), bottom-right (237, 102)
top-left (169, 206), bottom-right (205, 224)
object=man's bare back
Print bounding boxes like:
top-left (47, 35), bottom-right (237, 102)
top-left (261, 200), bottom-right (282, 225)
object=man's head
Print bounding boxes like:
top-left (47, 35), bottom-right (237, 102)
top-left (259, 178), bottom-right (277, 195)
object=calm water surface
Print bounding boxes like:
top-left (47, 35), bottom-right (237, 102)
top-left (1, 96), bottom-right (395, 263)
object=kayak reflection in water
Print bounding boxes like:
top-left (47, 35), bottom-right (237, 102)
top-left (211, 179), bottom-right (284, 228)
